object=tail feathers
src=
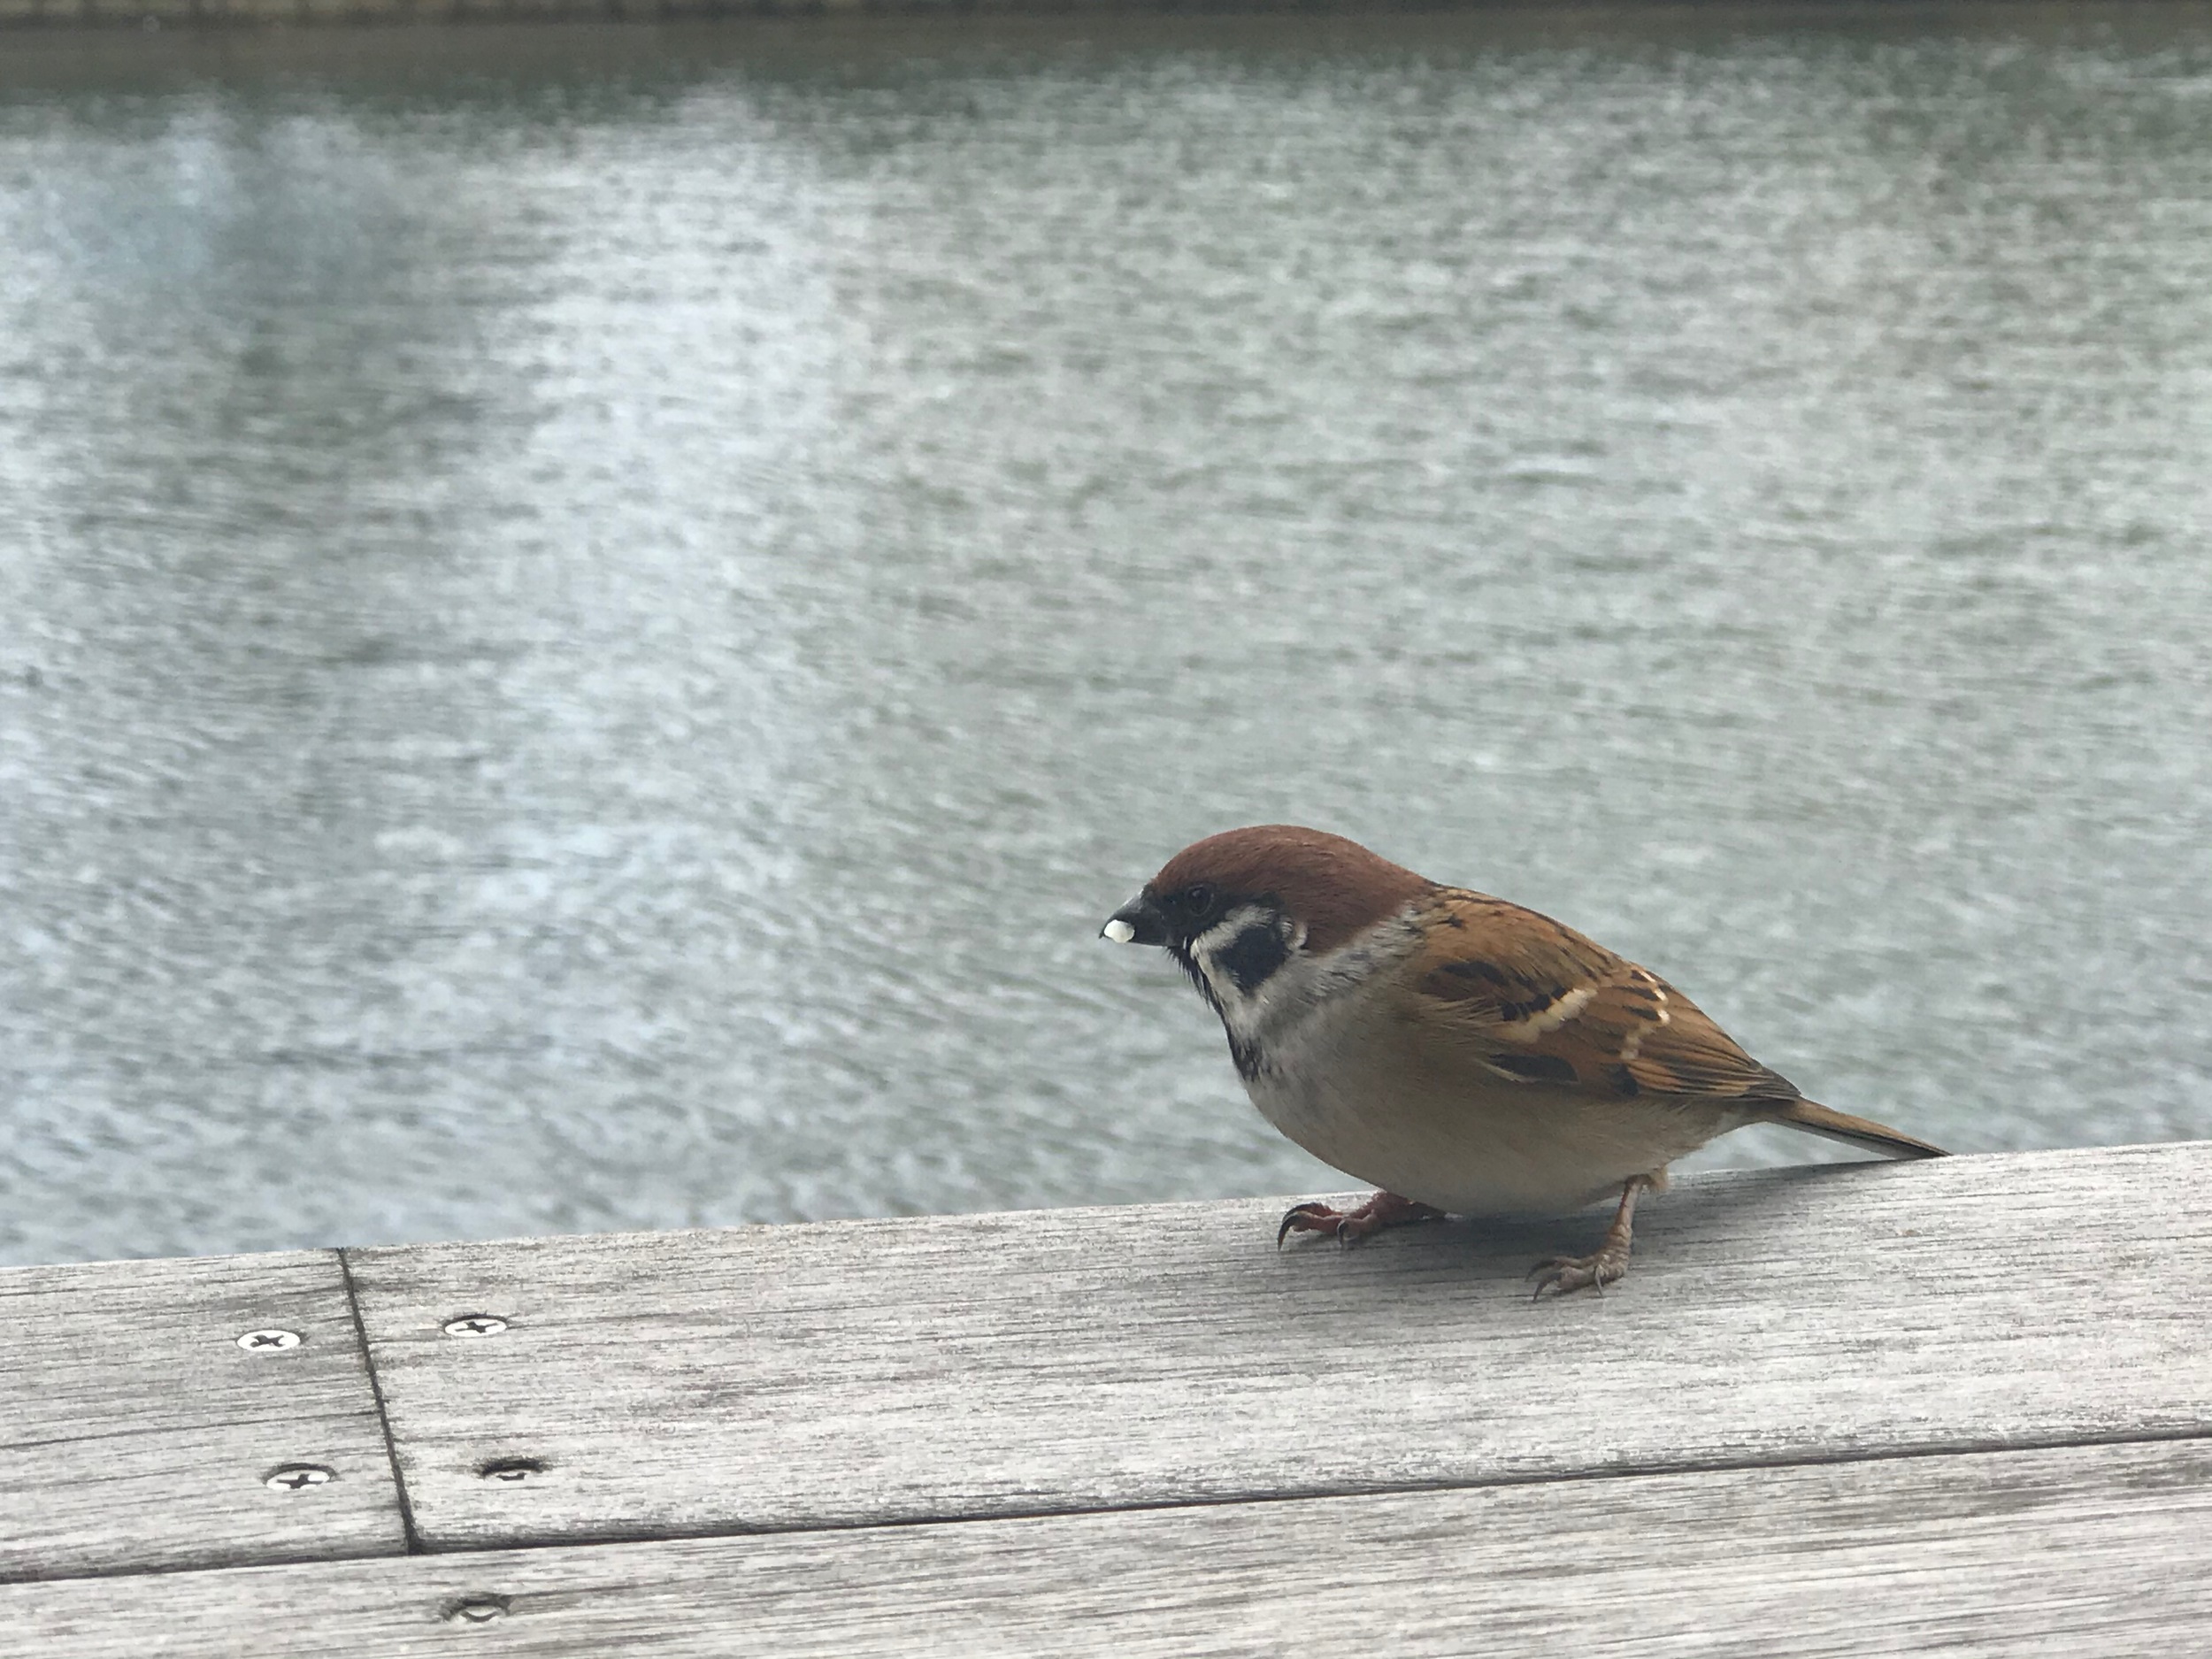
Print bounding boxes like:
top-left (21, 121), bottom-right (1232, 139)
top-left (1763, 1099), bottom-right (1947, 1161)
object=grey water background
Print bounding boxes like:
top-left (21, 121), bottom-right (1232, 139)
top-left (4, 7), bottom-right (2210, 1266)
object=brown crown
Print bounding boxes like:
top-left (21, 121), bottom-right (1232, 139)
top-left (1148, 826), bottom-right (1432, 956)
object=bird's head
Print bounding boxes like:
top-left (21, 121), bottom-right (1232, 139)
top-left (1102, 826), bottom-right (1430, 1010)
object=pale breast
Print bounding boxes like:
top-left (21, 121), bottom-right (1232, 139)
top-left (1241, 996), bottom-right (1747, 1215)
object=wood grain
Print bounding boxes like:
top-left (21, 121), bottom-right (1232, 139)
top-left (10, 1437), bottom-right (2212, 1656)
top-left (0, 1252), bottom-right (407, 1581)
top-left (344, 1141), bottom-right (2212, 1550)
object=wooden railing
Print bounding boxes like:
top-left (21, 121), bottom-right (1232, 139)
top-left (5, 1141), bottom-right (2208, 1653)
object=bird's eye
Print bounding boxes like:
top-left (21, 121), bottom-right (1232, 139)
top-left (1179, 883), bottom-right (1215, 915)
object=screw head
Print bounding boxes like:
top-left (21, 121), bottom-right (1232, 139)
top-left (237, 1329), bottom-right (303, 1351)
top-left (443, 1315), bottom-right (509, 1337)
top-left (265, 1464), bottom-right (335, 1491)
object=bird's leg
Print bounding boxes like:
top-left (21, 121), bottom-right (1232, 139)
top-left (1531, 1173), bottom-right (1656, 1299)
top-left (1278, 1190), bottom-right (1446, 1251)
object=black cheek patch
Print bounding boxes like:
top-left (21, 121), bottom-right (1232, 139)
top-left (1217, 922), bottom-right (1291, 997)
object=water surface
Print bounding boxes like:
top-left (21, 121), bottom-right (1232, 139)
top-left (4, 8), bottom-right (2211, 1263)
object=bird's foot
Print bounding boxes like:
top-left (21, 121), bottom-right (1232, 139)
top-left (1529, 1240), bottom-right (1632, 1298)
top-left (1277, 1191), bottom-right (1445, 1251)
top-left (1529, 1171), bottom-right (1655, 1300)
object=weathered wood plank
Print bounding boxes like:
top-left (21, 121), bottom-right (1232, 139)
top-left (9, 1437), bottom-right (2212, 1656)
top-left (0, 1252), bottom-right (407, 1581)
top-left (346, 1141), bottom-right (2212, 1550)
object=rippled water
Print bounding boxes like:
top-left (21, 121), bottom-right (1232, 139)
top-left (4, 9), bottom-right (2210, 1264)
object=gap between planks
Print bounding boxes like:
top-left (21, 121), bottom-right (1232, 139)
top-left (14, 1143), bottom-right (2212, 1586)
top-left (12, 1435), bottom-right (2212, 1659)
top-left (340, 1248), bottom-right (426, 1556)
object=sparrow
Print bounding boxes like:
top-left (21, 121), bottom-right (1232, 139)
top-left (1102, 825), bottom-right (1946, 1296)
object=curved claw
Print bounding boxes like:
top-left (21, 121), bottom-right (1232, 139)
top-left (1528, 1253), bottom-right (1624, 1300)
top-left (1279, 1194), bottom-right (1447, 1253)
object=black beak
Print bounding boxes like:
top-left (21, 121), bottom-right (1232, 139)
top-left (1101, 892), bottom-right (1171, 947)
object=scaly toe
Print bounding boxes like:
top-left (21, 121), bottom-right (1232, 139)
top-left (1529, 1252), bottom-right (1627, 1300)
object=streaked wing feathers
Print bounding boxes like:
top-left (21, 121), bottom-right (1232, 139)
top-left (1403, 888), bottom-right (1799, 1105)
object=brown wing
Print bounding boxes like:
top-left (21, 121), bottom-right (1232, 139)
top-left (1397, 888), bottom-right (1801, 1106)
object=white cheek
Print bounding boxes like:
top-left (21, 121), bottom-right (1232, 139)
top-left (1187, 912), bottom-right (1249, 963)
